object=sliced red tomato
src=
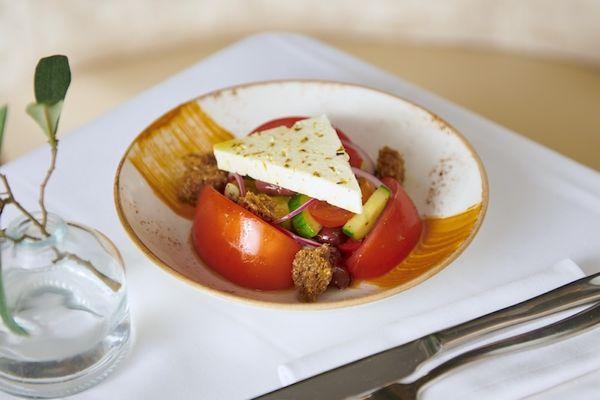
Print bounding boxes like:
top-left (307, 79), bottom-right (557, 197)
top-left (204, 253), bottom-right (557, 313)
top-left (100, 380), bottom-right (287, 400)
top-left (358, 177), bottom-right (376, 204)
top-left (346, 177), bottom-right (422, 280)
top-left (341, 143), bottom-right (363, 169)
top-left (251, 116), bottom-right (363, 168)
top-left (251, 116), bottom-right (307, 132)
top-left (193, 186), bottom-right (301, 290)
top-left (334, 128), bottom-right (351, 143)
top-left (338, 238), bottom-right (363, 254)
top-left (308, 177), bottom-right (375, 228)
top-left (308, 200), bottom-right (354, 228)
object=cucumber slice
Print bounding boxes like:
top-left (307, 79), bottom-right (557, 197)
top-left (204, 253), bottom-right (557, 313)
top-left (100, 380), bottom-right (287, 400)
top-left (288, 194), bottom-right (309, 211)
top-left (288, 194), bottom-right (322, 238)
top-left (272, 196), bottom-right (292, 230)
top-left (342, 185), bottom-right (391, 240)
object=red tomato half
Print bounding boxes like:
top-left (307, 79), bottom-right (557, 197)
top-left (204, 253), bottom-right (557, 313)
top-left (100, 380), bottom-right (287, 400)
top-left (338, 238), bottom-right (363, 254)
top-left (251, 116), bottom-right (363, 168)
top-left (251, 116), bottom-right (307, 132)
top-left (193, 186), bottom-right (301, 290)
top-left (346, 178), bottom-right (422, 280)
top-left (345, 148), bottom-right (363, 169)
top-left (308, 200), bottom-right (354, 228)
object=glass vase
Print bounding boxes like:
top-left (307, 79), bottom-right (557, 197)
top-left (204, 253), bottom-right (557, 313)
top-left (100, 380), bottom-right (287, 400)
top-left (0, 213), bottom-right (131, 398)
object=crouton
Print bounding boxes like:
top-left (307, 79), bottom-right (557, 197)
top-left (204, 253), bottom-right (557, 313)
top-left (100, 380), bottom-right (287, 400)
top-left (237, 191), bottom-right (278, 222)
top-left (178, 153), bottom-right (228, 205)
top-left (375, 146), bottom-right (405, 183)
top-left (292, 245), bottom-right (341, 302)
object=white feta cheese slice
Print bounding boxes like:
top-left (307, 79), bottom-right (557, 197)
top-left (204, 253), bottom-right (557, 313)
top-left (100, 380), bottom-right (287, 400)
top-left (213, 115), bottom-right (363, 214)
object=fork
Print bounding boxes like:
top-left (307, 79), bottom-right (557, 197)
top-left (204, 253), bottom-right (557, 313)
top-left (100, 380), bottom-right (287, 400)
top-left (367, 302), bottom-right (600, 400)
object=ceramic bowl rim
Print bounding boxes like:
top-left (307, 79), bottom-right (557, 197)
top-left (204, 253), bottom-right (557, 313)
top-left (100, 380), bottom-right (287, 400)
top-left (114, 79), bottom-right (489, 310)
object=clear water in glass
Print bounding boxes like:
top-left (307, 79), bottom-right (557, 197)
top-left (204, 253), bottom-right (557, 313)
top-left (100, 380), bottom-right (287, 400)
top-left (0, 214), bottom-right (131, 398)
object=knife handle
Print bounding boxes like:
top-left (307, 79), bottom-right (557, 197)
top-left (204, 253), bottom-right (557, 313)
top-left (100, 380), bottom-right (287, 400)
top-left (371, 302), bottom-right (600, 400)
top-left (435, 272), bottom-right (600, 350)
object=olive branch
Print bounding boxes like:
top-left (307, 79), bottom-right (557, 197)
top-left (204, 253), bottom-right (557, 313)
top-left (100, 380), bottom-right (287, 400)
top-left (0, 56), bottom-right (120, 336)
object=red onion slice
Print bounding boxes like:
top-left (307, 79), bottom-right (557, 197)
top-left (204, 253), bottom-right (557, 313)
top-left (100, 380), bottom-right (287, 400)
top-left (255, 180), bottom-right (296, 196)
top-left (276, 226), bottom-right (321, 247)
top-left (342, 139), bottom-right (375, 173)
top-left (352, 167), bottom-right (387, 189)
top-left (273, 197), bottom-right (317, 225)
top-left (230, 173), bottom-right (246, 197)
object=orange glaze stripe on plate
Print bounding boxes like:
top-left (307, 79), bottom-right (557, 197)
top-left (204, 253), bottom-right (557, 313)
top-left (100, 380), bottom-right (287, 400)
top-left (368, 203), bottom-right (482, 287)
top-left (127, 102), bottom-right (234, 218)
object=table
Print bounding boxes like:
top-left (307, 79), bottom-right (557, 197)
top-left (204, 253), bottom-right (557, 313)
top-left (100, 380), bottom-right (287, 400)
top-left (3, 33), bottom-right (600, 399)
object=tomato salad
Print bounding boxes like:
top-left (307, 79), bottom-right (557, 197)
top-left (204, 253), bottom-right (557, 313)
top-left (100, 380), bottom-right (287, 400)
top-left (187, 117), bottom-right (422, 302)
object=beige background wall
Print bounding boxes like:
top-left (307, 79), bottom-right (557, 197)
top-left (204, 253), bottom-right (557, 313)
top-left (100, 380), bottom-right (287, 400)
top-left (3, 0), bottom-right (600, 94)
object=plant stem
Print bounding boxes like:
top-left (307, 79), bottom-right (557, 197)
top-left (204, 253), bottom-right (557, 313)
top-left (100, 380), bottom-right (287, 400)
top-left (51, 247), bottom-right (122, 292)
top-left (0, 220), bottom-right (28, 336)
top-left (0, 262), bottom-right (28, 336)
top-left (39, 143), bottom-right (57, 229)
top-left (0, 174), bottom-right (48, 237)
top-left (0, 230), bottom-right (39, 243)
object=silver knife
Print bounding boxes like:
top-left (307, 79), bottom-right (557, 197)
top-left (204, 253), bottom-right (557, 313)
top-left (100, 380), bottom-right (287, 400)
top-left (253, 272), bottom-right (600, 400)
top-left (368, 301), bottom-right (600, 400)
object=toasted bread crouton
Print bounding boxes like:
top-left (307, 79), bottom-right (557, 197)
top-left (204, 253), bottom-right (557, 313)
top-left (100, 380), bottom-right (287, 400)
top-left (178, 153), bottom-right (228, 205)
top-left (237, 191), bottom-right (278, 222)
top-left (292, 245), bottom-right (341, 302)
top-left (375, 146), bottom-right (405, 183)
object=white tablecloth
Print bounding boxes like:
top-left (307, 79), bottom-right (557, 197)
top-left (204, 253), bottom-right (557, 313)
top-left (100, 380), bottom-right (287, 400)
top-left (2, 33), bottom-right (600, 399)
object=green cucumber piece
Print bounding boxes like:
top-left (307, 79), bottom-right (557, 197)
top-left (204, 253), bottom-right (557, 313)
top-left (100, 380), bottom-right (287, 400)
top-left (342, 185), bottom-right (391, 240)
top-left (288, 194), bottom-right (322, 238)
top-left (288, 194), bottom-right (308, 211)
top-left (272, 196), bottom-right (292, 230)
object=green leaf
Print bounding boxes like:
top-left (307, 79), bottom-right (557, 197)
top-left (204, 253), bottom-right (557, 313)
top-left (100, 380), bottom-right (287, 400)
top-left (34, 55), bottom-right (71, 104)
top-left (0, 105), bottom-right (7, 155)
top-left (26, 101), bottom-right (63, 145)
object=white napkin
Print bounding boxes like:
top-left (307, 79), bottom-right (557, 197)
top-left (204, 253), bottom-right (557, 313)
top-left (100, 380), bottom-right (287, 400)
top-left (278, 259), bottom-right (600, 399)
top-left (2, 34), bottom-right (600, 400)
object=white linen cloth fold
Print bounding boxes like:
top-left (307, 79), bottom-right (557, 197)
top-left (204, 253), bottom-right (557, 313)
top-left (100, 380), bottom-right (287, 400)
top-left (277, 259), bottom-right (585, 386)
top-left (1, 34), bottom-right (600, 399)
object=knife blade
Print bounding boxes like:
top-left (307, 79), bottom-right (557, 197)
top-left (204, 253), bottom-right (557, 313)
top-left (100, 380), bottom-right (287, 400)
top-left (253, 272), bottom-right (600, 400)
top-left (255, 337), bottom-right (438, 400)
